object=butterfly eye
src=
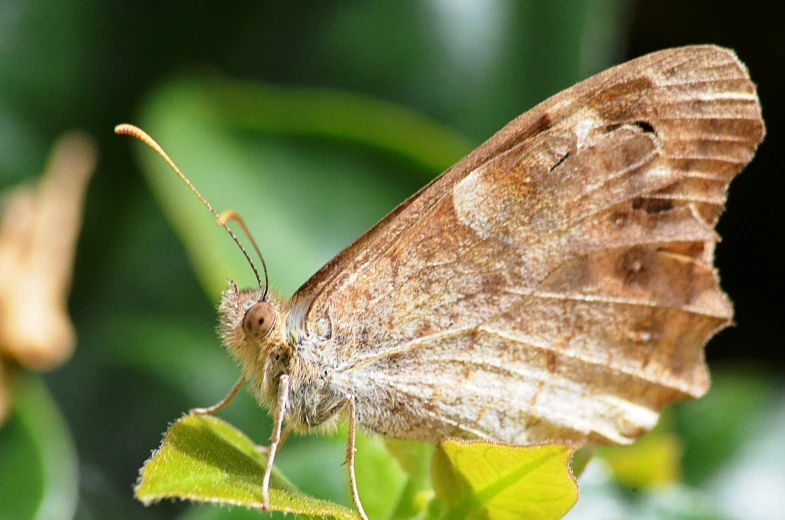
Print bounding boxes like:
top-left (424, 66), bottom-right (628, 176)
top-left (242, 302), bottom-right (276, 341)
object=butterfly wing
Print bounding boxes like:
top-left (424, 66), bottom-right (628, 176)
top-left (288, 45), bottom-right (764, 445)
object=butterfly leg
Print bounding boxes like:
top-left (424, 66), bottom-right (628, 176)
top-left (261, 374), bottom-right (289, 510)
top-left (345, 393), bottom-right (369, 520)
top-left (256, 423), bottom-right (291, 455)
top-left (189, 375), bottom-right (244, 415)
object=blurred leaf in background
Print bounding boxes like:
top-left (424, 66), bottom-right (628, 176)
top-left (1, 0), bottom-right (783, 519)
top-left (0, 132), bottom-right (96, 378)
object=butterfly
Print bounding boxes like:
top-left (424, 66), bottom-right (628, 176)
top-left (118, 44), bottom-right (764, 519)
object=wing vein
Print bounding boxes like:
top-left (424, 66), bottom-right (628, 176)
top-left (511, 289), bottom-right (730, 319)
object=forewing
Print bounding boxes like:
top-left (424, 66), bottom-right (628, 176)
top-left (290, 46), bottom-right (764, 445)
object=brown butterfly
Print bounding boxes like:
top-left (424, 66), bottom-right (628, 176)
top-left (118, 44), bottom-right (764, 519)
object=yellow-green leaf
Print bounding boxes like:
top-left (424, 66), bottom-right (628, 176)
top-left (135, 414), bottom-right (355, 519)
top-left (432, 440), bottom-right (578, 520)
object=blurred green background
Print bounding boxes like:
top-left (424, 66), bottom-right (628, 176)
top-left (1, 1), bottom-right (783, 519)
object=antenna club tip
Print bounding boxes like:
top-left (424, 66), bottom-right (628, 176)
top-left (115, 124), bottom-right (147, 139)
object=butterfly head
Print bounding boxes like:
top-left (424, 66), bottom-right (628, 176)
top-left (218, 280), bottom-right (289, 381)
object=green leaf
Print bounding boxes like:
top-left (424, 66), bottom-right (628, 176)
top-left (384, 439), bottom-right (436, 519)
top-left (0, 371), bottom-right (78, 520)
top-left (431, 440), bottom-right (577, 520)
top-left (135, 414), bottom-right (355, 519)
top-left (353, 430), bottom-right (408, 519)
top-left (203, 77), bottom-right (474, 174)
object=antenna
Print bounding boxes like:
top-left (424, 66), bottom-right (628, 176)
top-left (218, 210), bottom-right (269, 300)
top-left (115, 124), bottom-right (266, 294)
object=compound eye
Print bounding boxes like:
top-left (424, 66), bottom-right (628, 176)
top-left (242, 302), bottom-right (276, 341)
